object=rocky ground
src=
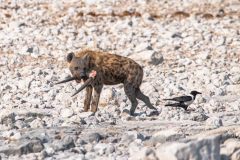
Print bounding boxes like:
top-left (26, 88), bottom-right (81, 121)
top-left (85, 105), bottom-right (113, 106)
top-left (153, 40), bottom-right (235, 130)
top-left (0, 0), bottom-right (240, 159)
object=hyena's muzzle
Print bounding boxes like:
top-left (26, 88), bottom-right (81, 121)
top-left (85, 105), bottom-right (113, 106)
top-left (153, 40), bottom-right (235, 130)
top-left (55, 71), bottom-right (96, 97)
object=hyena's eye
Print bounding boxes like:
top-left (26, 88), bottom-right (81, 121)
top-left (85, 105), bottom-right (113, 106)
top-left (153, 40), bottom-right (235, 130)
top-left (74, 67), bottom-right (78, 70)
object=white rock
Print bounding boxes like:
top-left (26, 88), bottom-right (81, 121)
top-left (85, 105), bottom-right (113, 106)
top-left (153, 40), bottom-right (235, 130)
top-left (99, 87), bottom-right (117, 106)
top-left (134, 42), bottom-right (151, 52)
top-left (221, 138), bottom-right (240, 157)
top-left (128, 142), bottom-right (143, 159)
top-left (78, 112), bottom-right (94, 118)
top-left (12, 132), bottom-right (21, 140)
top-left (85, 0), bottom-right (100, 5)
top-left (156, 135), bottom-right (220, 160)
top-left (129, 50), bottom-right (164, 65)
top-left (197, 52), bottom-right (210, 60)
top-left (2, 130), bottom-right (16, 138)
top-left (121, 131), bottom-right (145, 143)
top-left (190, 113), bottom-right (209, 122)
top-left (178, 58), bottom-right (192, 65)
top-left (232, 149), bottom-right (240, 160)
top-left (140, 82), bottom-right (157, 96)
top-left (226, 85), bottom-right (240, 94)
top-left (94, 143), bottom-right (109, 155)
top-left (60, 108), bottom-right (74, 118)
top-left (29, 118), bottom-right (44, 128)
top-left (44, 144), bottom-right (55, 156)
top-left (206, 117), bottom-right (223, 128)
top-left (129, 147), bottom-right (157, 160)
top-left (150, 129), bottom-right (185, 144)
top-left (85, 152), bottom-right (96, 159)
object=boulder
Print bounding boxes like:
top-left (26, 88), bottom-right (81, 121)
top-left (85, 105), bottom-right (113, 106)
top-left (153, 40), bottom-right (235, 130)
top-left (156, 135), bottom-right (220, 160)
top-left (129, 50), bottom-right (164, 65)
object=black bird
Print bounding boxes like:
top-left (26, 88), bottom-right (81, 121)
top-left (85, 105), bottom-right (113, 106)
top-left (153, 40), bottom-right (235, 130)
top-left (164, 91), bottom-right (202, 110)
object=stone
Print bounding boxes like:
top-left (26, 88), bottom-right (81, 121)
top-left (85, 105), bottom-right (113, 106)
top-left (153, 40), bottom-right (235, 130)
top-left (146, 110), bottom-right (160, 116)
top-left (1, 112), bottom-right (16, 126)
top-left (2, 130), bottom-right (16, 139)
top-left (129, 50), bottom-right (164, 65)
top-left (44, 144), bottom-right (55, 156)
top-left (88, 132), bottom-right (103, 143)
top-left (221, 138), bottom-right (240, 157)
top-left (156, 135), bottom-right (220, 160)
top-left (85, 152), bottom-right (96, 159)
top-left (178, 58), bottom-right (192, 65)
top-left (107, 144), bottom-right (115, 154)
top-left (226, 85), bottom-right (240, 94)
top-left (85, 0), bottom-right (98, 5)
top-left (134, 42), bottom-right (151, 52)
top-left (60, 108), bottom-right (74, 118)
top-left (140, 82), bottom-right (157, 96)
top-left (14, 120), bottom-right (30, 129)
top-left (128, 142), bottom-right (143, 159)
top-left (29, 118), bottom-right (45, 128)
top-left (11, 132), bottom-right (21, 140)
top-left (231, 149), bottom-right (240, 160)
top-left (50, 135), bottom-right (75, 152)
top-left (190, 113), bottom-right (209, 122)
top-left (129, 146), bottom-right (157, 160)
top-left (26, 46), bottom-right (40, 58)
top-left (99, 87), bottom-right (117, 106)
top-left (78, 112), bottom-right (95, 118)
top-left (121, 131), bottom-right (146, 143)
top-left (0, 0), bottom-right (240, 159)
top-left (85, 116), bottom-right (100, 126)
top-left (206, 117), bottom-right (223, 128)
top-left (94, 143), bottom-right (108, 155)
top-left (147, 129), bottom-right (185, 146)
top-left (0, 140), bottom-right (44, 156)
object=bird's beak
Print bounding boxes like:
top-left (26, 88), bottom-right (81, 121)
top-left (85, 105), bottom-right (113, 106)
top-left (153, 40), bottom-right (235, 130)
top-left (71, 77), bottom-right (93, 97)
top-left (55, 77), bottom-right (77, 85)
top-left (197, 92), bottom-right (202, 94)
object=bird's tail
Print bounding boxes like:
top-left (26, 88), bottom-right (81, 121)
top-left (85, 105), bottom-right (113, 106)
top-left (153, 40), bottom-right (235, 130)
top-left (165, 103), bottom-right (179, 107)
top-left (165, 103), bottom-right (188, 110)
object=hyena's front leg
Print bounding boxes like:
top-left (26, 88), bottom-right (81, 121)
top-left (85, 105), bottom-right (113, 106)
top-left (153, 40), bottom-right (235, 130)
top-left (84, 86), bottom-right (93, 112)
top-left (91, 84), bottom-right (103, 112)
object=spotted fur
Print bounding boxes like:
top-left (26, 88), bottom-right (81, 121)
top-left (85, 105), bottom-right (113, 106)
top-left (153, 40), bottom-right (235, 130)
top-left (67, 50), bottom-right (157, 115)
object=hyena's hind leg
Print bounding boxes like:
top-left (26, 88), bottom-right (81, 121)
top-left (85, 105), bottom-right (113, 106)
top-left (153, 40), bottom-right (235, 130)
top-left (84, 86), bottom-right (93, 112)
top-left (135, 88), bottom-right (157, 111)
top-left (124, 83), bottom-right (138, 116)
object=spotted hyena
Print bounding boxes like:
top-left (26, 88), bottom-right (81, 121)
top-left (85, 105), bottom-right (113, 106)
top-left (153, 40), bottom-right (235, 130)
top-left (57, 50), bottom-right (157, 115)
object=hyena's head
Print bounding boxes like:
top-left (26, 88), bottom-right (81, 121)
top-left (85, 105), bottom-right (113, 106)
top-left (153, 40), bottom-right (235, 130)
top-left (67, 52), bottom-right (91, 81)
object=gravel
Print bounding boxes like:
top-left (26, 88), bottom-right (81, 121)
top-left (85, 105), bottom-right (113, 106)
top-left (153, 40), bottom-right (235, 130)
top-left (0, 0), bottom-right (240, 159)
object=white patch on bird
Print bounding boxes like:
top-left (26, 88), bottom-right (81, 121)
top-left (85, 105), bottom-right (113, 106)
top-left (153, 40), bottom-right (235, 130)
top-left (183, 94), bottom-right (194, 106)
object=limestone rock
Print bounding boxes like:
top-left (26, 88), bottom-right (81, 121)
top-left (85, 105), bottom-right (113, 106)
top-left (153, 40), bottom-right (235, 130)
top-left (129, 50), bottom-right (164, 65)
top-left (156, 135), bottom-right (220, 160)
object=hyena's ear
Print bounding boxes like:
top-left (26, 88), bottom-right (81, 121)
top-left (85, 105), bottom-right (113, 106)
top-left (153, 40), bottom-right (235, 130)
top-left (67, 52), bottom-right (75, 63)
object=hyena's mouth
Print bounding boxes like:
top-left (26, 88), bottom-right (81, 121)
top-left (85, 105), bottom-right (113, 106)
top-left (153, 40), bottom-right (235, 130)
top-left (56, 76), bottom-right (93, 96)
top-left (71, 70), bottom-right (97, 96)
top-left (71, 77), bottom-right (93, 97)
top-left (55, 70), bottom-right (97, 97)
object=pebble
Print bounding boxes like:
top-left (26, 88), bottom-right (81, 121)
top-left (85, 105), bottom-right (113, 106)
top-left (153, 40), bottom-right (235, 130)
top-left (88, 133), bottom-right (103, 143)
top-left (60, 108), bottom-right (74, 118)
top-left (129, 50), bottom-right (164, 65)
top-left (0, 0), bottom-right (239, 159)
top-left (206, 116), bottom-right (223, 128)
